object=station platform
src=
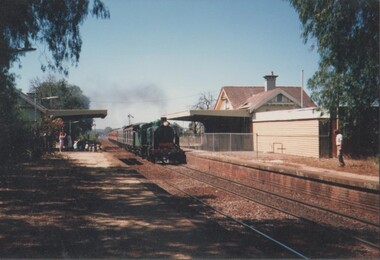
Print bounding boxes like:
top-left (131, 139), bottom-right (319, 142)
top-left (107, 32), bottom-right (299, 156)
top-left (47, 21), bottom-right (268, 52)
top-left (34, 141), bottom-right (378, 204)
top-left (56, 152), bottom-right (267, 258)
top-left (185, 150), bottom-right (379, 191)
top-left (1, 150), bottom-right (274, 258)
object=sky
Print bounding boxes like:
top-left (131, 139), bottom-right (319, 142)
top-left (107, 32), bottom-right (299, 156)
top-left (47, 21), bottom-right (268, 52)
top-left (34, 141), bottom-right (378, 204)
top-left (11, 0), bottom-right (320, 130)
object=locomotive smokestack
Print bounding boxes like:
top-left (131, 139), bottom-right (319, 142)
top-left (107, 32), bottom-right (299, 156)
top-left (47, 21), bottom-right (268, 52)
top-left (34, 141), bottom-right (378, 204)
top-left (160, 117), bottom-right (169, 126)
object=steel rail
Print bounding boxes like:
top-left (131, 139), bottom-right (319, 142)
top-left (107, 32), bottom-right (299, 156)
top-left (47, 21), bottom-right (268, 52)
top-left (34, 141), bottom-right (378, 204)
top-left (192, 164), bottom-right (379, 213)
top-left (102, 139), bottom-right (379, 252)
top-left (154, 168), bottom-right (309, 259)
top-left (177, 164), bottom-right (379, 228)
top-left (165, 165), bottom-right (380, 250)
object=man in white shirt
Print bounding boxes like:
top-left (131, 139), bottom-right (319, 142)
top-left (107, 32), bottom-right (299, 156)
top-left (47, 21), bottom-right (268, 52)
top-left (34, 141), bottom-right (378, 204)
top-left (335, 129), bottom-right (345, 167)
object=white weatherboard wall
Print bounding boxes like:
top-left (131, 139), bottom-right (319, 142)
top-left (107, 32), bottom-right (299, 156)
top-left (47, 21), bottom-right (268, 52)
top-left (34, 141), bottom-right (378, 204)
top-left (252, 108), bottom-right (329, 158)
top-left (253, 120), bottom-right (319, 157)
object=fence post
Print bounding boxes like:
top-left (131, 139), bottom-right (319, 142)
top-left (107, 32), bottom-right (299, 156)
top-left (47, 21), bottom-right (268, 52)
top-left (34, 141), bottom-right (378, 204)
top-left (212, 133), bottom-right (215, 152)
top-left (229, 133), bottom-right (232, 151)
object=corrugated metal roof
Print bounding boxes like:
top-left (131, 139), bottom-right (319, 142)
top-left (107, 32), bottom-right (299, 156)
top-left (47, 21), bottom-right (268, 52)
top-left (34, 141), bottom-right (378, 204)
top-left (17, 91), bottom-right (108, 120)
top-left (165, 109), bottom-right (250, 121)
top-left (47, 109), bottom-right (107, 120)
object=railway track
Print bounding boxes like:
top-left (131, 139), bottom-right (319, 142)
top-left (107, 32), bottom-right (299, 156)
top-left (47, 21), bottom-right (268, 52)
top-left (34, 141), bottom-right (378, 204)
top-left (165, 164), bottom-right (379, 248)
top-left (204, 164), bottom-right (379, 214)
top-left (115, 160), bottom-right (307, 257)
top-left (156, 167), bottom-right (309, 259)
top-left (123, 159), bottom-right (379, 257)
top-left (174, 165), bottom-right (379, 228)
top-left (135, 161), bottom-right (378, 258)
top-left (104, 137), bottom-right (379, 258)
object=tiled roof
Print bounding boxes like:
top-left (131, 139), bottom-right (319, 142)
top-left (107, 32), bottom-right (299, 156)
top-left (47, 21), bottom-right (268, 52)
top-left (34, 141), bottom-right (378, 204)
top-left (221, 86), bottom-right (264, 109)
top-left (278, 87), bottom-right (315, 108)
top-left (219, 86), bottom-right (315, 111)
top-left (240, 88), bottom-right (284, 109)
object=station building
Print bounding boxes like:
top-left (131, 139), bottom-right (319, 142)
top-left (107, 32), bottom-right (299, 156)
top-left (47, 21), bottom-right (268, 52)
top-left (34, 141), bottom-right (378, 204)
top-left (166, 73), bottom-right (335, 158)
top-left (17, 90), bottom-right (107, 130)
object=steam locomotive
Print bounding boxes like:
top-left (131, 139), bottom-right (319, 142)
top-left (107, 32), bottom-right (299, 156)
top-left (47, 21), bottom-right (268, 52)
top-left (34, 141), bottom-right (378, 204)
top-left (108, 117), bottom-right (186, 164)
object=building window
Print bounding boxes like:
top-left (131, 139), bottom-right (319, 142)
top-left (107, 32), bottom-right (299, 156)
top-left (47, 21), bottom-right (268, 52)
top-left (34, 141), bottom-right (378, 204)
top-left (276, 94), bottom-right (283, 103)
top-left (222, 99), bottom-right (230, 110)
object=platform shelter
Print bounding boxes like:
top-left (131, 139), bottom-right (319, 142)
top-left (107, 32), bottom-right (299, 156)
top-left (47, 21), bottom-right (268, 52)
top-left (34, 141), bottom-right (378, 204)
top-left (165, 109), bottom-right (251, 133)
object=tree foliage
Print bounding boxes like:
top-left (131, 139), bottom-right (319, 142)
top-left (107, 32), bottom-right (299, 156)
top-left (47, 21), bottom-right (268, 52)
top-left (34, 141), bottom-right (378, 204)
top-left (0, 0), bottom-right (109, 165)
top-left (104, 127), bottom-right (113, 134)
top-left (31, 76), bottom-right (93, 134)
top-left (189, 92), bottom-right (216, 134)
top-left (192, 92), bottom-right (217, 110)
top-left (0, 0), bottom-right (110, 74)
top-left (289, 0), bottom-right (379, 155)
top-left (30, 76), bottom-right (90, 110)
top-left (0, 72), bottom-right (35, 164)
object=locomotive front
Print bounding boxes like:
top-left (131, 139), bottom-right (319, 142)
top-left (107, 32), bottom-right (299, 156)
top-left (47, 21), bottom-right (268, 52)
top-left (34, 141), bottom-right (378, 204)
top-left (147, 119), bottom-right (186, 164)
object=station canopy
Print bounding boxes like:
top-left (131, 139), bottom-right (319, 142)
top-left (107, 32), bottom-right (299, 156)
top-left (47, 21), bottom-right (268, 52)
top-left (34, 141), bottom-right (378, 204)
top-left (47, 109), bottom-right (107, 120)
top-left (165, 109), bottom-right (251, 133)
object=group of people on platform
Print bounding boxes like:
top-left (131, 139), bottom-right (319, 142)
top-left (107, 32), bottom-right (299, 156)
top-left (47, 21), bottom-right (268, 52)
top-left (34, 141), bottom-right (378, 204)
top-left (58, 131), bottom-right (101, 152)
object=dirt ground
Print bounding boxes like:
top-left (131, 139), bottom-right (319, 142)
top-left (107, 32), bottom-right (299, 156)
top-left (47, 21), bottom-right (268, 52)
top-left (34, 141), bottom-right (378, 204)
top-left (0, 140), bottom-right (378, 257)
top-left (196, 150), bottom-right (379, 177)
top-left (0, 150), bottom-right (285, 258)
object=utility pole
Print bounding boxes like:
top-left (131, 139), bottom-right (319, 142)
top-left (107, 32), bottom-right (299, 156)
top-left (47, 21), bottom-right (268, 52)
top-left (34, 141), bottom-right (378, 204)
top-left (301, 69), bottom-right (304, 108)
top-left (127, 113), bottom-right (134, 125)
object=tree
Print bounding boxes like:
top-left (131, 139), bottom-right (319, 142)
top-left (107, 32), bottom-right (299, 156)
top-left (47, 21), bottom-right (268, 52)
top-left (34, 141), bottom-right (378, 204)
top-left (104, 127), bottom-right (113, 135)
top-left (189, 92), bottom-right (216, 134)
top-left (0, 0), bottom-right (109, 165)
top-left (0, 0), bottom-right (110, 73)
top-left (0, 72), bottom-right (33, 163)
top-left (289, 0), bottom-right (379, 156)
top-left (30, 76), bottom-right (90, 110)
top-left (30, 76), bottom-right (93, 135)
top-left (192, 92), bottom-right (217, 110)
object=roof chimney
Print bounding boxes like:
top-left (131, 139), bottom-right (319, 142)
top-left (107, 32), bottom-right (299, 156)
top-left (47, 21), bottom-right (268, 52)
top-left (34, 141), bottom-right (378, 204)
top-left (264, 71), bottom-right (278, 91)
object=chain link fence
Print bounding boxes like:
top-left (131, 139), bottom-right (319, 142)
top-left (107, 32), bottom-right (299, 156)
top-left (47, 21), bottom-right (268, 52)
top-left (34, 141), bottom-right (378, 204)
top-left (180, 133), bottom-right (253, 151)
top-left (180, 132), bottom-right (331, 158)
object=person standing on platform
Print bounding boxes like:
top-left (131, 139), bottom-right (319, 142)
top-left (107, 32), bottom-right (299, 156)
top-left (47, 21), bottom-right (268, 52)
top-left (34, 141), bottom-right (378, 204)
top-left (335, 129), bottom-right (345, 167)
top-left (59, 131), bottom-right (66, 152)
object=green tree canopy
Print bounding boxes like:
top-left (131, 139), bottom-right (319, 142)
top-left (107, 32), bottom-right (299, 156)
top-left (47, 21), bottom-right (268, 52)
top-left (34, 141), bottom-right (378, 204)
top-left (0, 0), bottom-right (109, 114)
top-left (104, 127), bottom-right (113, 134)
top-left (289, 0), bottom-right (379, 155)
top-left (30, 76), bottom-right (90, 110)
top-left (31, 76), bottom-right (93, 134)
top-left (0, 0), bottom-right (109, 73)
top-left (0, 0), bottom-right (109, 165)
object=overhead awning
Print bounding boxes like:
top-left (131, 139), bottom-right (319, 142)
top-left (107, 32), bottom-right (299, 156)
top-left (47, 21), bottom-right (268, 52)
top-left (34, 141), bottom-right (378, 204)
top-left (47, 109), bottom-right (107, 120)
top-left (165, 109), bottom-right (251, 133)
top-left (165, 109), bottom-right (250, 121)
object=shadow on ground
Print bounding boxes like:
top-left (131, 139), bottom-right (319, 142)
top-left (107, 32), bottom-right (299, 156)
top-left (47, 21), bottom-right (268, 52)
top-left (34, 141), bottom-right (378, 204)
top-left (0, 156), bottom-right (274, 258)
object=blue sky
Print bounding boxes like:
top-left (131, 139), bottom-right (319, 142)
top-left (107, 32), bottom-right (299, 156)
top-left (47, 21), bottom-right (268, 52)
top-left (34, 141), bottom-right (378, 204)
top-left (12, 0), bottom-right (319, 129)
